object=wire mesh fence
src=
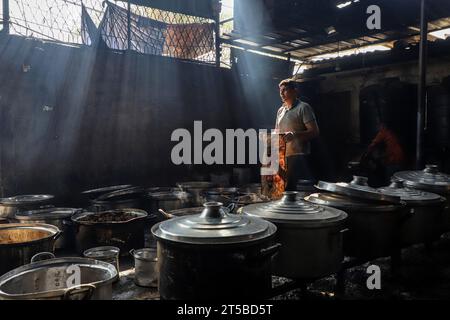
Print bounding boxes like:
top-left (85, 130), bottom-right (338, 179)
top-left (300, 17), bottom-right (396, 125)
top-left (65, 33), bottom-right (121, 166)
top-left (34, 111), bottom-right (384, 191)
top-left (4, 0), bottom-right (220, 64)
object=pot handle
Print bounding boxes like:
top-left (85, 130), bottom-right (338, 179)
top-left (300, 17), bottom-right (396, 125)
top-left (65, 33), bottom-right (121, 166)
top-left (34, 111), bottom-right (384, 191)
top-left (129, 249), bottom-right (135, 257)
top-left (31, 252), bottom-right (55, 263)
top-left (259, 243), bottom-right (282, 259)
top-left (225, 203), bottom-right (236, 214)
top-left (158, 209), bottom-right (172, 220)
top-left (63, 284), bottom-right (96, 300)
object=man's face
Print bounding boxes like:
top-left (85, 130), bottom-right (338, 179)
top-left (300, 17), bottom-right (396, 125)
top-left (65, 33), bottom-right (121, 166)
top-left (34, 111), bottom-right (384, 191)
top-left (279, 85), bottom-right (297, 104)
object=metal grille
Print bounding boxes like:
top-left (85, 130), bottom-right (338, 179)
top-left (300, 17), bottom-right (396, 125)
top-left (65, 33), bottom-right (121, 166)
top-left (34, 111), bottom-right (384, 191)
top-left (6, 0), bottom-right (218, 64)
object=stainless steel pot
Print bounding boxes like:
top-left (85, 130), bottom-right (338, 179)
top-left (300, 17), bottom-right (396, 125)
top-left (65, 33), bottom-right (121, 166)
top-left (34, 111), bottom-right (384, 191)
top-left (0, 223), bottom-right (60, 275)
top-left (151, 202), bottom-right (279, 300)
top-left (130, 248), bottom-right (158, 288)
top-left (83, 246), bottom-right (120, 281)
top-left (147, 191), bottom-right (193, 217)
top-left (71, 209), bottom-right (149, 255)
top-left (0, 195), bottom-right (54, 219)
top-left (0, 255), bottom-right (117, 300)
top-left (176, 181), bottom-right (215, 206)
top-left (378, 180), bottom-right (446, 245)
top-left (394, 164), bottom-right (450, 233)
top-left (307, 176), bottom-right (405, 260)
top-left (90, 187), bottom-right (146, 212)
top-left (243, 191), bottom-right (348, 279)
top-left (201, 187), bottom-right (239, 206)
top-left (81, 185), bottom-right (133, 201)
top-left (15, 208), bottom-right (81, 250)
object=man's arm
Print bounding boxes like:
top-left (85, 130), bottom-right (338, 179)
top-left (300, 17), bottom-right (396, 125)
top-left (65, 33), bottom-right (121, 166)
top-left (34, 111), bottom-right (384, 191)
top-left (296, 121), bottom-right (320, 142)
top-left (284, 121), bottom-right (319, 142)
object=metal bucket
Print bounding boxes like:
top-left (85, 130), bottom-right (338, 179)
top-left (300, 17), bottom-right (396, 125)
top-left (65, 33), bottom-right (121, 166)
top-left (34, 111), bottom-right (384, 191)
top-left (130, 248), bottom-right (158, 288)
top-left (83, 246), bottom-right (120, 282)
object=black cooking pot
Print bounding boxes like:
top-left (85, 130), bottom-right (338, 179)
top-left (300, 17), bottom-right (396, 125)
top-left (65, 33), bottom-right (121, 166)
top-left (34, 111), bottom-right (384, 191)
top-left (89, 187), bottom-right (146, 212)
top-left (151, 202), bottom-right (279, 300)
top-left (71, 209), bottom-right (154, 255)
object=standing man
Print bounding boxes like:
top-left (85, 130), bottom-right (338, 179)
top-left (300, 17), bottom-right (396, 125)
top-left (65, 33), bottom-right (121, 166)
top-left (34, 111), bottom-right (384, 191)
top-left (275, 79), bottom-right (320, 191)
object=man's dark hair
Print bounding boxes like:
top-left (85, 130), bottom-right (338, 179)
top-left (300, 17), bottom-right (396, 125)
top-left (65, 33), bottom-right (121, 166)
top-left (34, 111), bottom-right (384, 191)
top-left (278, 79), bottom-right (297, 90)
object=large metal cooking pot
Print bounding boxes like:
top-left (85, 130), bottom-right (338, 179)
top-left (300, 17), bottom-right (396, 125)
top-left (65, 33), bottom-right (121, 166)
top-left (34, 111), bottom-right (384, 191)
top-left (378, 180), bottom-right (446, 246)
top-left (243, 191), bottom-right (347, 279)
top-left (201, 187), bottom-right (239, 206)
top-left (0, 195), bottom-right (54, 219)
top-left (0, 223), bottom-right (60, 275)
top-left (90, 187), bottom-right (146, 212)
top-left (394, 164), bottom-right (450, 232)
top-left (81, 185), bottom-right (133, 201)
top-left (239, 183), bottom-right (262, 196)
top-left (71, 209), bottom-right (150, 255)
top-left (15, 208), bottom-right (81, 250)
top-left (306, 176), bottom-right (405, 260)
top-left (151, 202), bottom-right (279, 300)
top-left (146, 191), bottom-right (193, 217)
top-left (176, 181), bottom-right (215, 206)
top-left (0, 255), bottom-right (117, 300)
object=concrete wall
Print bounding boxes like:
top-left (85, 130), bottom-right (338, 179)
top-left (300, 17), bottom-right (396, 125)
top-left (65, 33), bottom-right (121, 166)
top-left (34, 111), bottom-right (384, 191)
top-left (0, 36), bottom-right (238, 198)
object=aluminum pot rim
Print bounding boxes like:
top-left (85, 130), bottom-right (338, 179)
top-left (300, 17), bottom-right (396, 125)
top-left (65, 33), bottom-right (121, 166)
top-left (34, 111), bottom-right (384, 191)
top-left (71, 208), bottom-right (148, 225)
top-left (15, 208), bottom-right (82, 221)
top-left (0, 257), bottom-right (117, 299)
top-left (0, 223), bottom-right (61, 248)
top-left (151, 221), bottom-right (278, 246)
top-left (0, 194), bottom-right (54, 206)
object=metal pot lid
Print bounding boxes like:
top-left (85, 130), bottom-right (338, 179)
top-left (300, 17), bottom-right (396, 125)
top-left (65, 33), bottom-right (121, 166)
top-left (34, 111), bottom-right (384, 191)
top-left (242, 192), bottom-right (347, 226)
top-left (0, 194), bottom-right (54, 206)
top-left (81, 185), bottom-right (133, 195)
top-left (84, 246), bottom-right (120, 259)
top-left (176, 181), bottom-right (215, 189)
top-left (148, 191), bottom-right (192, 201)
top-left (316, 176), bottom-right (401, 204)
top-left (203, 187), bottom-right (239, 196)
top-left (95, 186), bottom-right (145, 201)
top-left (152, 202), bottom-right (277, 245)
top-left (305, 193), bottom-right (401, 212)
top-left (15, 207), bottom-right (81, 220)
top-left (378, 179), bottom-right (445, 205)
top-left (394, 165), bottom-right (450, 194)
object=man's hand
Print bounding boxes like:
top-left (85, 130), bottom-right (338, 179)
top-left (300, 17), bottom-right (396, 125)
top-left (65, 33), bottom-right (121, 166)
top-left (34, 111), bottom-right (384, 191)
top-left (283, 131), bottom-right (295, 143)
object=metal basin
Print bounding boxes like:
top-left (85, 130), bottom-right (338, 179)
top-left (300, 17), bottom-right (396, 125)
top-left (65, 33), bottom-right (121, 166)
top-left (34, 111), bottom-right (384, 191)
top-left (0, 257), bottom-right (117, 300)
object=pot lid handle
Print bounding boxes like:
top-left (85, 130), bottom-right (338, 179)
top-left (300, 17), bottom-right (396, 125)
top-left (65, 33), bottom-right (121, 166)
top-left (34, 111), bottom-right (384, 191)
top-left (199, 202), bottom-right (226, 219)
top-left (389, 178), bottom-right (405, 188)
top-left (282, 191), bottom-right (298, 202)
top-left (350, 176), bottom-right (369, 186)
top-left (424, 164), bottom-right (439, 174)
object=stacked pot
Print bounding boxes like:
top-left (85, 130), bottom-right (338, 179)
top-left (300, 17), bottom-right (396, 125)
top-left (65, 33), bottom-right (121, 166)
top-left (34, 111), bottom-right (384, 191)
top-left (377, 179), bottom-right (446, 246)
top-left (242, 191), bottom-right (348, 280)
top-left (394, 165), bottom-right (450, 234)
top-left (151, 202), bottom-right (278, 300)
top-left (305, 176), bottom-right (405, 260)
top-left (0, 195), bottom-right (54, 219)
top-left (176, 181), bottom-right (215, 206)
top-left (88, 187), bottom-right (146, 212)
